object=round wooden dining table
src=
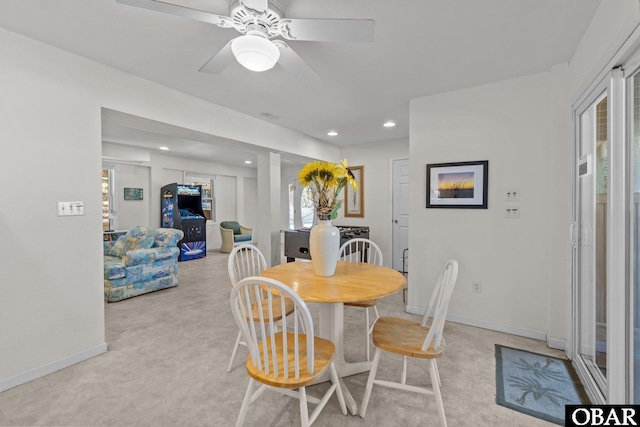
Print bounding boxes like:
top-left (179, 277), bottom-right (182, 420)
top-left (260, 260), bottom-right (406, 414)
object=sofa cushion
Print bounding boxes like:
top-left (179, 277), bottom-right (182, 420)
top-left (154, 228), bottom-right (183, 248)
top-left (123, 226), bottom-right (157, 251)
top-left (127, 226), bottom-right (149, 238)
top-left (104, 255), bottom-right (126, 280)
top-left (220, 221), bottom-right (241, 234)
top-left (137, 229), bottom-right (157, 249)
top-left (122, 236), bottom-right (143, 253)
top-left (234, 234), bottom-right (252, 243)
top-left (106, 236), bottom-right (127, 257)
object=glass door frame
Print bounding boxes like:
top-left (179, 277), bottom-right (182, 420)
top-left (571, 68), bottom-right (629, 404)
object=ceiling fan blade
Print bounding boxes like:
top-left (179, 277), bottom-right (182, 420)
top-left (278, 18), bottom-right (375, 42)
top-left (198, 39), bottom-right (235, 74)
top-left (116, 0), bottom-right (233, 28)
top-left (239, 0), bottom-right (270, 16)
top-left (272, 40), bottom-right (319, 83)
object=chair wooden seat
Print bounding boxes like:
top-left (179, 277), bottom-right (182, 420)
top-left (360, 260), bottom-right (459, 427)
top-left (228, 244), bottom-right (296, 373)
top-left (231, 277), bottom-right (347, 426)
top-left (247, 332), bottom-right (335, 389)
top-left (372, 317), bottom-right (445, 359)
top-left (248, 298), bottom-right (295, 322)
top-left (344, 298), bottom-right (379, 308)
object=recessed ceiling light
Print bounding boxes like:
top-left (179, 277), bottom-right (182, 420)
top-left (383, 121), bottom-right (396, 128)
top-left (244, 160), bottom-right (252, 164)
top-left (327, 131), bottom-right (338, 136)
top-left (159, 146), bottom-right (170, 150)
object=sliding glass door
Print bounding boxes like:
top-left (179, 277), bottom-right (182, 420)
top-left (575, 89), bottom-right (609, 398)
top-left (573, 67), bottom-right (629, 404)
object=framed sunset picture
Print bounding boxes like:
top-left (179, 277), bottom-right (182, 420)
top-left (426, 160), bottom-right (488, 209)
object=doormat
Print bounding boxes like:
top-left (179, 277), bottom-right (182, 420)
top-left (495, 344), bottom-right (590, 426)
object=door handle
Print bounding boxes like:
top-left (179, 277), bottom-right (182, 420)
top-left (394, 220), bottom-right (398, 223)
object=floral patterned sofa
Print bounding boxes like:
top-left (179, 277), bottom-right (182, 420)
top-left (103, 226), bottom-right (184, 302)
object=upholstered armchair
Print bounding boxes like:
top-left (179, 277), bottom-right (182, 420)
top-left (103, 226), bottom-right (184, 302)
top-left (219, 221), bottom-right (253, 253)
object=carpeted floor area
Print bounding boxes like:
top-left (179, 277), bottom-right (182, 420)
top-left (0, 251), bottom-right (566, 426)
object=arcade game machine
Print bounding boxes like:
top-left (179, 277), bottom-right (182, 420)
top-left (161, 183), bottom-right (206, 261)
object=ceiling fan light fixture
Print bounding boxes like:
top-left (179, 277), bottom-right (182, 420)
top-left (231, 32), bottom-right (280, 72)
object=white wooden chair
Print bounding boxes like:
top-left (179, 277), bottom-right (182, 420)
top-left (339, 238), bottom-right (383, 361)
top-left (227, 244), bottom-right (294, 372)
top-left (360, 259), bottom-right (459, 427)
top-left (230, 276), bottom-right (347, 427)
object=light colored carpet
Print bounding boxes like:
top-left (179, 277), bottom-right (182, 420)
top-left (0, 251), bottom-right (563, 426)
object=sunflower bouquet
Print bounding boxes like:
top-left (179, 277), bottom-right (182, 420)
top-left (298, 159), bottom-right (358, 221)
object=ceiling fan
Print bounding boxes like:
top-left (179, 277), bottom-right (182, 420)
top-left (115, 0), bottom-right (375, 82)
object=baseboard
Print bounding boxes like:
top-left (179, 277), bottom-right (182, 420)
top-left (405, 305), bottom-right (547, 341)
top-left (546, 336), bottom-right (568, 352)
top-left (0, 342), bottom-right (107, 393)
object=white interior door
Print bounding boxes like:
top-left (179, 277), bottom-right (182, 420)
top-left (392, 158), bottom-right (409, 271)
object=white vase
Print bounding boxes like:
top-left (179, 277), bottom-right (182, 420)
top-left (309, 219), bottom-right (340, 276)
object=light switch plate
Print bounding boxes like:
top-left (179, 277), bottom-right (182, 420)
top-left (58, 201), bottom-right (84, 216)
top-left (504, 206), bottom-right (520, 219)
top-left (505, 189), bottom-right (520, 202)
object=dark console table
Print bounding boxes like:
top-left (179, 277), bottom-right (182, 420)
top-left (283, 226), bottom-right (370, 262)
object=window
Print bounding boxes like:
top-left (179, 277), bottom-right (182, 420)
top-left (102, 163), bottom-right (115, 230)
top-left (301, 185), bottom-right (315, 228)
top-left (287, 180), bottom-right (315, 229)
top-left (185, 173), bottom-right (215, 222)
top-left (288, 183), bottom-right (295, 229)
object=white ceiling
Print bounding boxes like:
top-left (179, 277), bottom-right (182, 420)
top-left (0, 0), bottom-right (601, 163)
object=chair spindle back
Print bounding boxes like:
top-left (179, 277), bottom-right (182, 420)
top-left (339, 238), bottom-right (383, 265)
top-left (228, 244), bottom-right (268, 285)
top-left (421, 259), bottom-right (458, 352)
top-left (230, 277), bottom-right (314, 379)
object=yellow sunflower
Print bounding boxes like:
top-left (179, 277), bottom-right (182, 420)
top-left (297, 158), bottom-right (358, 220)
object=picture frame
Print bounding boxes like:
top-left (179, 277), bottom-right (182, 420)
top-left (124, 187), bottom-right (144, 201)
top-left (344, 165), bottom-right (364, 217)
top-left (426, 160), bottom-right (488, 209)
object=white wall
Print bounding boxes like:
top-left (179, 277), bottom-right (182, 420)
top-left (243, 177), bottom-right (258, 232)
top-left (0, 27), bottom-right (337, 392)
top-left (407, 0), bottom-right (640, 350)
top-left (409, 72), bottom-right (554, 340)
top-left (337, 139), bottom-right (410, 267)
top-left (111, 163), bottom-right (150, 230)
top-left (215, 175), bottom-right (238, 248)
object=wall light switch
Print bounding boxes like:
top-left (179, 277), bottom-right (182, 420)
top-left (504, 206), bottom-right (520, 219)
top-left (58, 201), bottom-right (84, 216)
top-left (505, 189), bottom-right (520, 202)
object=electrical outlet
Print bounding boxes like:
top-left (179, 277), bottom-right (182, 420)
top-left (473, 282), bottom-right (482, 293)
